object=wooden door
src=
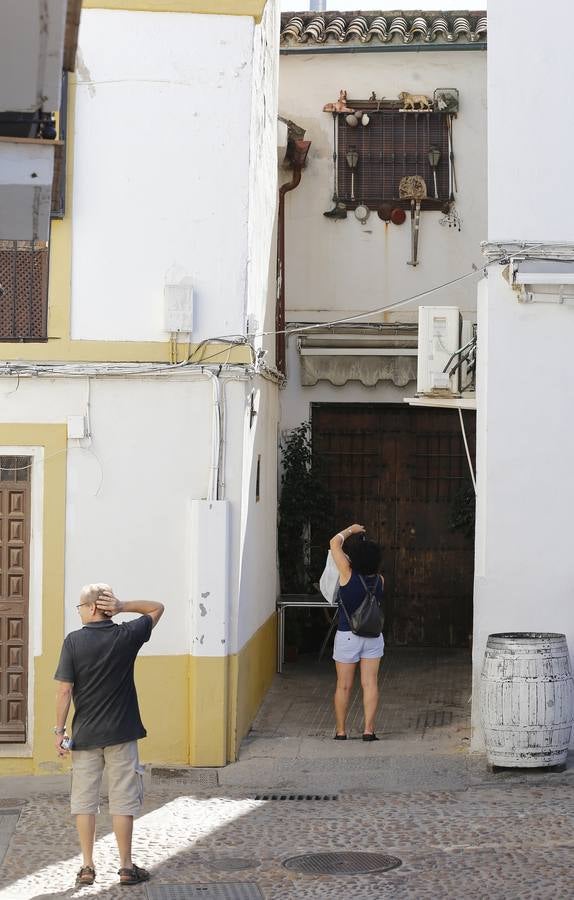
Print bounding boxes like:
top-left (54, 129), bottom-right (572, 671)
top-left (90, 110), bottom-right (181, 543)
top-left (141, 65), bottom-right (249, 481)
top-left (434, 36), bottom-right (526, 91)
top-left (0, 457), bottom-right (31, 742)
top-left (312, 405), bottom-right (475, 647)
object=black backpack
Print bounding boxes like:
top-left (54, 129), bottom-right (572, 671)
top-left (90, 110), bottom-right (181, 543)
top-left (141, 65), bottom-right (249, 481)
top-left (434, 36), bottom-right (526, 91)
top-left (338, 575), bottom-right (384, 638)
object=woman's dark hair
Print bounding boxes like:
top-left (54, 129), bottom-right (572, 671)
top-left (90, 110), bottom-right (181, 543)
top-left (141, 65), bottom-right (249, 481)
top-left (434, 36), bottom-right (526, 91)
top-left (346, 537), bottom-right (382, 575)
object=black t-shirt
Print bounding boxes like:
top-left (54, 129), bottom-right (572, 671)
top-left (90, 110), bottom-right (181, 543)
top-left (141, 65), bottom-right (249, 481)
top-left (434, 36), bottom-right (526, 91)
top-left (54, 616), bottom-right (153, 750)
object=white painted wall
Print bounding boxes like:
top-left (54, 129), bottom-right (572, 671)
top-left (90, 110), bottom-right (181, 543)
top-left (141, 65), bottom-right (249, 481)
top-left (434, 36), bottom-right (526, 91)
top-left (472, 268), bottom-right (574, 746)
top-left (488, 0), bottom-right (574, 241)
top-left (246, 0), bottom-right (280, 346)
top-left (473, 0), bottom-right (574, 748)
top-left (0, 374), bottom-right (260, 655)
top-left (236, 377), bottom-right (279, 648)
top-left (72, 9), bottom-right (255, 342)
top-left (280, 50), bottom-right (486, 322)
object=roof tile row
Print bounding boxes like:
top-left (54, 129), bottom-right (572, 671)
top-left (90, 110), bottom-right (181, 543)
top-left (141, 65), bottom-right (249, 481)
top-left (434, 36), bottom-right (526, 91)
top-left (281, 12), bottom-right (487, 47)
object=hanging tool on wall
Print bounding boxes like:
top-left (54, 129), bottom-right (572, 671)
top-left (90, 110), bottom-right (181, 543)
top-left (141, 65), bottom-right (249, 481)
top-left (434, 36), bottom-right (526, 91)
top-left (446, 114), bottom-right (457, 200)
top-left (346, 148), bottom-right (359, 201)
top-left (399, 175), bottom-right (427, 266)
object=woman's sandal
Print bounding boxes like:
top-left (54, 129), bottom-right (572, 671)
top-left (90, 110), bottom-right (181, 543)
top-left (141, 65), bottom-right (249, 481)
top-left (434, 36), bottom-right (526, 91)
top-left (118, 864), bottom-right (150, 886)
top-left (362, 732), bottom-right (379, 742)
top-left (333, 733), bottom-right (347, 740)
top-left (76, 865), bottom-right (96, 885)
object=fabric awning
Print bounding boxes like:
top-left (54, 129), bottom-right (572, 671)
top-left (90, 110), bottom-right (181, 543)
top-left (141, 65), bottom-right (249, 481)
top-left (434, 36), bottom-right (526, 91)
top-left (296, 330), bottom-right (418, 387)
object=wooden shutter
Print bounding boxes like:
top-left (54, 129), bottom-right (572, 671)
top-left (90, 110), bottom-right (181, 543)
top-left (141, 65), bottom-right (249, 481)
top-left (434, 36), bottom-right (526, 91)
top-left (0, 242), bottom-right (49, 341)
top-left (0, 457), bottom-right (31, 743)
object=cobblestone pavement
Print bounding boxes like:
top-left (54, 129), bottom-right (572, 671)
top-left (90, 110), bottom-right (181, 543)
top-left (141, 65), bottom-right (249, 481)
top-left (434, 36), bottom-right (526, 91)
top-left (0, 776), bottom-right (573, 899)
top-left (259, 649), bottom-right (471, 741)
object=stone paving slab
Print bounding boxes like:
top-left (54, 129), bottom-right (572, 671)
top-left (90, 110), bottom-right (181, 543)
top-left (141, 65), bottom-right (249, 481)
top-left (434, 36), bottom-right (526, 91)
top-left (0, 781), bottom-right (572, 899)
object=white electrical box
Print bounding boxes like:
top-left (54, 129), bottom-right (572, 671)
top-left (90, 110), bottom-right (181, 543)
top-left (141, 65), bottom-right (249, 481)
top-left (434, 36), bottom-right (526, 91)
top-left (417, 306), bottom-right (462, 395)
top-left (164, 283), bottom-right (193, 333)
top-left (67, 415), bottom-right (87, 439)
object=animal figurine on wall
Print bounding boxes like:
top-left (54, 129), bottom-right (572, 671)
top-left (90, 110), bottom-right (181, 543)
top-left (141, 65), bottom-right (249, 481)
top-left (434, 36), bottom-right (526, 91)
top-left (398, 91), bottom-right (433, 111)
top-left (323, 90), bottom-right (354, 113)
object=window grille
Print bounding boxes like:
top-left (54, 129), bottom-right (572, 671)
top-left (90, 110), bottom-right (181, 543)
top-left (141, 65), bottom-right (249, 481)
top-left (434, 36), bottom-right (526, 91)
top-left (337, 110), bottom-right (451, 210)
top-left (0, 241), bottom-right (49, 341)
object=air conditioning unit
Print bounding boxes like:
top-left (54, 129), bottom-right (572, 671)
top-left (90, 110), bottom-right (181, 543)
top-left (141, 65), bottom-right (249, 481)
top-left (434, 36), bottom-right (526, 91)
top-left (417, 306), bottom-right (462, 396)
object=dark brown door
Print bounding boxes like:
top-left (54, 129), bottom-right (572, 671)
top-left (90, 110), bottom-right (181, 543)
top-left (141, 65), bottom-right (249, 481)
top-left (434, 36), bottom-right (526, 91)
top-left (0, 457), bottom-right (31, 742)
top-left (312, 404), bottom-right (475, 647)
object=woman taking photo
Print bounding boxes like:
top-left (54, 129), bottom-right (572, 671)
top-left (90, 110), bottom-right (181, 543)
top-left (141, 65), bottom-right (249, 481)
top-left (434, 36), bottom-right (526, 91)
top-left (330, 523), bottom-right (384, 741)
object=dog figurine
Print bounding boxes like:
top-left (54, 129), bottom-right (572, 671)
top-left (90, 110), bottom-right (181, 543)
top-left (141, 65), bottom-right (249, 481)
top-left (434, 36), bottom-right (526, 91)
top-left (323, 90), bottom-right (354, 113)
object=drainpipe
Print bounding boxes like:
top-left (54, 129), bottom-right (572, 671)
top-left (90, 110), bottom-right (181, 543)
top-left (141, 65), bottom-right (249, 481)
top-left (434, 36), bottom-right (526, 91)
top-left (276, 139), bottom-right (311, 374)
top-left (203, 369), bottom-right (222, 501)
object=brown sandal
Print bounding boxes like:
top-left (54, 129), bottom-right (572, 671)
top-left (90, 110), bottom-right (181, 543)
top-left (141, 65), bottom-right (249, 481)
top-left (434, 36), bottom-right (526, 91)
top-left (76, 865), bottom-right (96, 885)
top-left (118, 864), bottom-right (150, 885)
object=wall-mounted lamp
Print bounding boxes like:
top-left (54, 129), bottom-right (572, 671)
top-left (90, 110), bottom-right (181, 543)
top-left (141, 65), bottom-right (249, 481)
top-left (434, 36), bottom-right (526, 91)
top-left (346, 149), bottom-right (359, 201)
top-left (427, 146), bottom-right (441, 199)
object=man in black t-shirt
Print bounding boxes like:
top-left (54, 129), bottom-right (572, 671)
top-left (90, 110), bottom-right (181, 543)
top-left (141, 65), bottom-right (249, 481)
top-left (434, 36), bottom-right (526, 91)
top-left (54, 584), bottom-right (164, 887)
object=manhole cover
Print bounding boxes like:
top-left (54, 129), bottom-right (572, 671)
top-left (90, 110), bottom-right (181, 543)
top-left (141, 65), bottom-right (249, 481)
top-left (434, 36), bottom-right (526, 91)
top-left (146, 885), bottom-right (263, 900)
top-left (207, 858), bottom-right (259, 872)
top-left (283, 851), bottom-right (402, 875)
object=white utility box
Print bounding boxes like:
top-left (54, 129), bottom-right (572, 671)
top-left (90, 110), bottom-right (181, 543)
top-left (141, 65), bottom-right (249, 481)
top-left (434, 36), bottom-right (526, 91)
top-left (417, 306), bottom-right (462, 395)
top-left (164, 282), bottom-right (193, 333)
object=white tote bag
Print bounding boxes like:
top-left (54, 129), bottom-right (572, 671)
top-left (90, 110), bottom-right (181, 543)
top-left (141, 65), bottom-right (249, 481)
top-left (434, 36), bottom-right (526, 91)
top-left (319, 550), bottom-right (340, 605)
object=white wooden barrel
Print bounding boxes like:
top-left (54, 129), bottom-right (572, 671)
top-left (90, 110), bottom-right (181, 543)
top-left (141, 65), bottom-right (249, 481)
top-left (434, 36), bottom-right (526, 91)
top-left (480, 632), bottom-right (574, 767)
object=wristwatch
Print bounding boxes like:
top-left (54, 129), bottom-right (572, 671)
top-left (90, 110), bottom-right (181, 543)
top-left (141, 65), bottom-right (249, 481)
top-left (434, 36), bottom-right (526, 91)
top-left (53, 726), bottom-right (65, 734)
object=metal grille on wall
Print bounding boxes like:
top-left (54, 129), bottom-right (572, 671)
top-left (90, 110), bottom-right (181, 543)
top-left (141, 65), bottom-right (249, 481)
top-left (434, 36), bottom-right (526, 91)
top-left (337, 111), bottom-right (450, 209)
top-left (0, 241), bottom-right (49, 341)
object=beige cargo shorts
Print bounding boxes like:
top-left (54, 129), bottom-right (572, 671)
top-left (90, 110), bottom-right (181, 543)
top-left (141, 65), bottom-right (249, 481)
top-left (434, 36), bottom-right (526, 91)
top-left (70, 740), bottom-right (144, 816)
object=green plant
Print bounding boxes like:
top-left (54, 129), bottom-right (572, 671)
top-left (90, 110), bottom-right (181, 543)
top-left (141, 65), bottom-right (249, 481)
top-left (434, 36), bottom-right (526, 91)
top-left (449, 482), bottom-right (476, 538)
top-left (278, 422), bottom-right (331, 593)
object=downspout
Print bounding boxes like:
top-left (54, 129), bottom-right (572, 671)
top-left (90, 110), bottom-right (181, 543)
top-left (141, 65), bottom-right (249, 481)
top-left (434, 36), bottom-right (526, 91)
top-left (276, 139), bottom-right (311, 374)
top-left (204, 370), bottom-right (222, 501)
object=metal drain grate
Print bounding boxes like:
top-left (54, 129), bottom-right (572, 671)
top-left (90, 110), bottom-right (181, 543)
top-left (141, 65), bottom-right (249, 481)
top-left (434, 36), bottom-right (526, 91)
top-left (252, 794), bottom-right (338, 801)
top-left (415, 709), bottom-right (453, 730)
top-left (283, 851), bottom-right (402, 875)
top-left (145, 885), bottom-right (263, 900)
top-left (150, 767), bottom-right (218, 788)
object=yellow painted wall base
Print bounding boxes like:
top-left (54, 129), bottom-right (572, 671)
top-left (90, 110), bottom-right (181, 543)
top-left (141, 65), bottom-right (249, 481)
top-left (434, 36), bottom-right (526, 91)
top-left (136, 656), bottom-right (190, 764)
top-left (189, 656), bottom-right (229, 767)
top-left (228, 612), bottom-right (277, 761)
top-left (0, 613), bottom-right (277, 773)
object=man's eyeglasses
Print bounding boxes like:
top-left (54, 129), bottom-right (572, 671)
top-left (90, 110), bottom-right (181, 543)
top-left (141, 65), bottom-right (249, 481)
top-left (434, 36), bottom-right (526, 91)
top-left (75, 601), bottom-right (92, 610)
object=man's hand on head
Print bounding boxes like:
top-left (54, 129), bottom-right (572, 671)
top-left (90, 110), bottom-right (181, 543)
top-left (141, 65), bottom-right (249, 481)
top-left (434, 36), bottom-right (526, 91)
top-left (96, 589), bottom-right (122, 618)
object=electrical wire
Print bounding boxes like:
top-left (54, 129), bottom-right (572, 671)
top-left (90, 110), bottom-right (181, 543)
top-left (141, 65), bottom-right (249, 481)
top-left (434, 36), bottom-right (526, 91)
top-left (0, 250), bottom-right (519, 388)
top-left (458, 407), bottom-right (476, 494)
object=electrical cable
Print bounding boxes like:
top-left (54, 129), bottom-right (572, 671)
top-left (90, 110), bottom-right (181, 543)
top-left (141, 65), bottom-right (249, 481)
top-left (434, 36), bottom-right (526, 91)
top-left (0, 249), bottom-right (520, 386)
top-left (458, 407), bottom-right (476, 494)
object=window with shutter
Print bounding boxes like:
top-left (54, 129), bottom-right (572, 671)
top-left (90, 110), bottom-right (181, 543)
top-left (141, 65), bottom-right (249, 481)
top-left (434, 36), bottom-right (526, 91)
top-left (336, 108), bottom-right (451, 210)
top-left (0, 241), bottom-right (49, 341)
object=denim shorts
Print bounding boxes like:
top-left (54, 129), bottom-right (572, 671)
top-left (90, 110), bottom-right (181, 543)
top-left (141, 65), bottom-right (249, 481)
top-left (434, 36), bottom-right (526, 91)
top-left (333, 630), bottom-right (385, 663)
